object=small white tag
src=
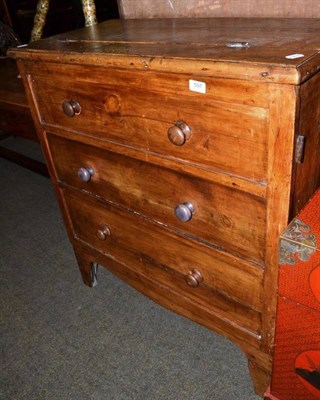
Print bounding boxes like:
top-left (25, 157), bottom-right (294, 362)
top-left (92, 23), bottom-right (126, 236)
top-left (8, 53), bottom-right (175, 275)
top-left (285, 53), bottom-right (305, 59)
top-left (189, 79), bottom-right (206, 94)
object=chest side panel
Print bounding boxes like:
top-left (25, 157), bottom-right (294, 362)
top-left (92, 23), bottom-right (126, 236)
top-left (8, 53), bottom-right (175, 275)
top-left (291, 72), bottom-right (320, 217)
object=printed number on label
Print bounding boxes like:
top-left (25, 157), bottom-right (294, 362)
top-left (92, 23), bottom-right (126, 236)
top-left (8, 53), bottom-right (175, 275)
top-left (189, 80), bottom-right (206, 94)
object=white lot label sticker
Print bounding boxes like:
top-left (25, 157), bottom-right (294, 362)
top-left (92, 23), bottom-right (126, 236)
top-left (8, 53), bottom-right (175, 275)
top-left (285, 53), bottom-right (305, 59)
top-left (189, 79), bottom-right (206, 94)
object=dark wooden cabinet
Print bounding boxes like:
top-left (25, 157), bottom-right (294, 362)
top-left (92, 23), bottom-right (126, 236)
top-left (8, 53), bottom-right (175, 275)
top-left (10, 18), bottom-right (320, 397)
top-left (0, 57), bottom-right (48, 176)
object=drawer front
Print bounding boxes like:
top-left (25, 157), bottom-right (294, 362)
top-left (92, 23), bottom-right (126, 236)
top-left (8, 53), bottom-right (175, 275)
top-left (64, 189), bottom-right (263, 333)
top-left (48, 133), bottom-right (267, 263)
top-left (29, 62), bottom-right (269, 181)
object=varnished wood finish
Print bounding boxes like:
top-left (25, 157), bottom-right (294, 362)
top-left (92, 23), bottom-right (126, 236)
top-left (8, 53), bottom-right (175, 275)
top-left (248, 358), bottom-right (271, 398)
top-left (261, 84), bottom-right (298, 352)
top-left (47, 133), bottom-right (267, 263)
top-left (0, 58), bottom-right (36, 141)
top-left (0, 58), bottom-right (27, 107)
top-left (0, 58), bottom-right (48, 176)
top-left (28, 62), bottom-right (269, 181)
top-left (291, 73), bottom-right (320, 217)
top-left (65, 188), bottom-right (262, 334)
top-left (10, 19), bottom-right (320, 397)
top-left (10, 19), bottom-right (320, 84)
top-left (0, 101), bottom-right (35, 141)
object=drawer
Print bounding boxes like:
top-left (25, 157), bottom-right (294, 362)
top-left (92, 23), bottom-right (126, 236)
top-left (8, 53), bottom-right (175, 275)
top-left (64, 188), bottom-right (263, 334)
top-left (48, 133), bottom-right (267, 263)
top-left (29, 62), bottom-right (269, 181)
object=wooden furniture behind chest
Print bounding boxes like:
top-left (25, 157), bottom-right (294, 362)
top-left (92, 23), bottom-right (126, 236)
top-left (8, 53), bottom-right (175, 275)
top-left (0, 57), bottom-right (48, 176)
top-left (10, 18), bottom-right (320, 397)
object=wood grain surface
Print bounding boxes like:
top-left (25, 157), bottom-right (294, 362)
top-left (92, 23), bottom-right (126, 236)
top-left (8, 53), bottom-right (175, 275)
top-left (48, 133), bottom-right (267, 263)
top-left (0, 58), bottom-right (37, 140)
top-left (12, 18), bottom-right (320, 398)
top-left (10, 18), bottom-right (320, 84)
top-left (65, 188), bottom-right (263, 333)
top-left (291, 73), bottom-right (320, 217)
top-left (29, 62), bottom-right (269, 181)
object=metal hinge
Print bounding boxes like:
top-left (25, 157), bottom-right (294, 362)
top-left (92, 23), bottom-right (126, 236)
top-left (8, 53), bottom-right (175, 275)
top-left (295, 135), bottom-right (306, 164)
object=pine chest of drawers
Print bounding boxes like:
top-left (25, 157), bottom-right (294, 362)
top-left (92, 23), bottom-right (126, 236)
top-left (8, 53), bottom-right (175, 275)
top-left (11, 18), bottom-right (320, 397)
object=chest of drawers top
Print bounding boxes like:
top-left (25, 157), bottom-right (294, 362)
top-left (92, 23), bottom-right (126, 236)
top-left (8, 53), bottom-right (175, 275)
top-left (11, 18), bottom-right (320, 84)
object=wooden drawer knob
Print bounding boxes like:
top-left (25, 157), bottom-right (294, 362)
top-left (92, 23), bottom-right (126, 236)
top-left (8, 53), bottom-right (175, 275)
top-left (62, 99), bottom-right (81, 117)
top-left (174, 202), bottom-right (194, 222)
top-left (77, 166), bottom-right (94, 182)
top-left (167, 120), bottom-right (191, 146)
top-left (97, 225), bottom-right (111, 240)
top-left (185, 269), bottom-right (203, 288)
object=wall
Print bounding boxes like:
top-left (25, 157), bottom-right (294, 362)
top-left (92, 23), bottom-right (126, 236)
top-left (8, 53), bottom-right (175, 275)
top-left (117, 0), bottom-right (320, 19)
